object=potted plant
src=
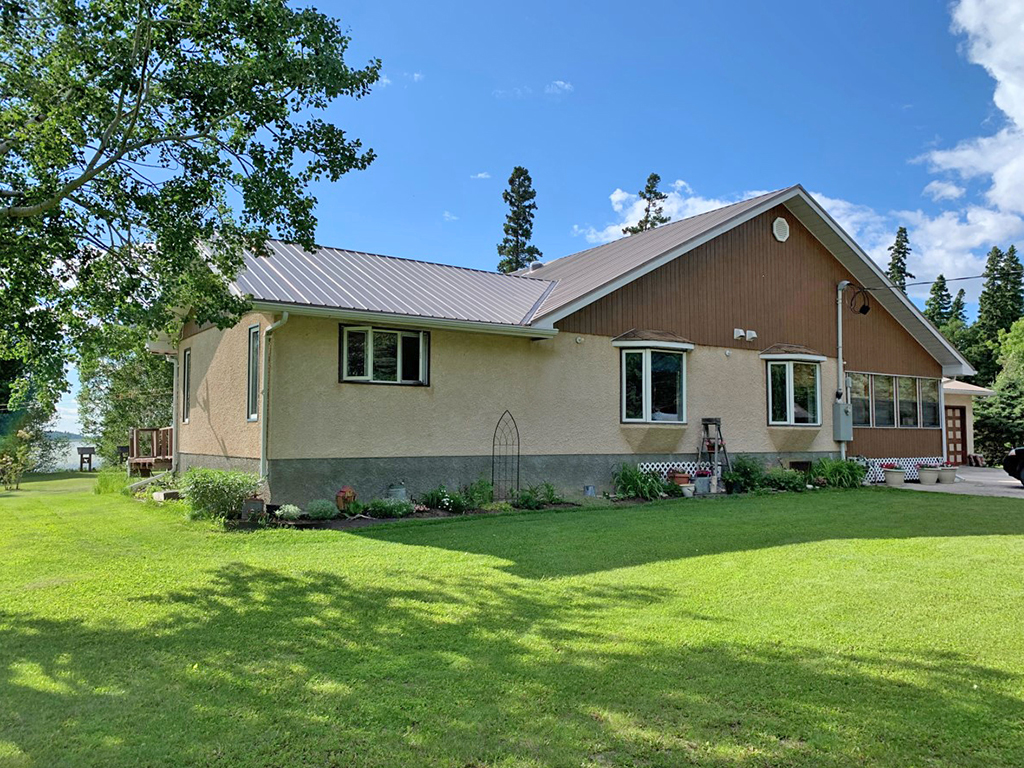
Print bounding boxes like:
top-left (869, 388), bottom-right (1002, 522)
top-left (938, 462), bottom-right (958, 484)
top-left (694, 469), bottom-right (712, 495)
top-left (335, 485), bottom-right (357, 514)
top-left (880, 463), bottom-right (906, 487)
top-left (917, 463), bottom-right (940, 485)
top-left (667, 469), bottom-right (691, 486)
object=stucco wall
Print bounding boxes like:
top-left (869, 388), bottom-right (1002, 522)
top-left (266, 315), bottom-right (840, 462)
top-left (177, 311), bottom-right (272, 461)
top-left (944, 393), bottom-right (975, 456)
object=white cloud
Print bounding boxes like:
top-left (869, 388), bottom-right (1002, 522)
top-left (378, 74), bottom-right (392, 88)
top-left (923, 0), bottom-right (1024, 215)
top-left (470, 172), bottom-right (491, 180)
top-left (923, 180), bottom-right (966, 201)
top-left (572, 180), bottom-right (756, 245)
top-left (411, 72), bottom-right (424, 82)
top-left (442, 211), bottom-right (458, 222)
top-left (492, 86), bottom-right (532, 99)
top-left (544, 80), bottom-right (574, 95)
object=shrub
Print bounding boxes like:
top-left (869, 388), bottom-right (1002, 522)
top-left (726, 456), bottom-right (766, 493)
top-left (305, 499), bottom-right (338, 520)
top-left (812, 458), bottom-right (868, 488)
top-left (512, 485), bottom-right (544, 509)
top-left (181, 468), bottom-right (261, 519)
top-left (612, 464), bottom-right (664, 501)
top-left (275, 504), bottom-right (302, 520)
top-left (420, 485), bottom-right (468, 513)
top-left (482, 501), bottom-right (513, 513)
top-left (662, 480), bottom-right (685, 498)
top-left (364, 498), bottom-right (414, 518)
top-left (94, 467), bottom-right (129, 495)
top-left (539, 482), bottom-right (563, 505)
top-left (463, 477), bottom-right (494, 508)
top-left (764, 467), bottom-right (806, 493)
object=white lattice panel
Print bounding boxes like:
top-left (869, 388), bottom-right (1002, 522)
top-left (865, 457), bottom-right (943, 483)
top-left (639, 461), bottom-right (714, 479)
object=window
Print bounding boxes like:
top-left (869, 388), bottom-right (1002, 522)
top-left (246, 325), bottom-right (260, 421)
top-left (181, 348), bottom-right (191, 424)
top-left (850, 373), bottom-right (872, 427)
top-left (921, 378), bottom-right (940, 428)
top-left (872, 375), bottom-right (895, 427)
top-left (620, 348), bottom-right (686, 423)
top-left (898, 376), bottom-right (919, 428)
top-left (766, 361), bottom-right (821, 426)
top-left (339, 326), bottom-right (429, 385)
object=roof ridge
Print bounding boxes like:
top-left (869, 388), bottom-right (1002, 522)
top-left (539, 186), bottom-right (795, 269)
top-left (263, 238), bottom-right (552, 283)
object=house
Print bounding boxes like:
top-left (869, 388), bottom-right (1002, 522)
top-left (941, 378), bottom-right (995, 464)
top-left (167, 185), bottom-right (974, 504)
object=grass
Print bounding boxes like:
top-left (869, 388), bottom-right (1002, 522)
top-left (1, 475), bottom-right (1024, 767)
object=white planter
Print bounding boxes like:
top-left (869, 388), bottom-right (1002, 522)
top-left (938, 467), bottom-right (958, 484)
top-left (883, 469), bottom-right (906, 487)
top-left (681, 486), bottom-right (695, 498)
top-left (694, 476), bottom-right (712, 495)
top-left (918, 467), bottom-right (939, 485)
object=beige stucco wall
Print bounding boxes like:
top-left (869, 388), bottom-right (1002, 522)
top-left (177, 312), bottom-right (272, 459)
top-left (944, 393), bottom-right (975, 456)
top-left (266, 315), bottom-right (840, 460)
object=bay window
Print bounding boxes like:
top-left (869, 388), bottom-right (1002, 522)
top-left (620, 348), bottom-right (687, 423)
top-left (339, 326), bottom-right (429, 385)
top-left (766, 360), bottom-right (821, 426)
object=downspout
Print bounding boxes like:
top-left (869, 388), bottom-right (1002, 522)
top-left (939, 380), bottom-right (948, 463)
top-left (837, 280), bottom-right (851, 460)
top-left (259, 311), bottom-right (289, 479)
top-left (169, 354), bottom-right (179, 473)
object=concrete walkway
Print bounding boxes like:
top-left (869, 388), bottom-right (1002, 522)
top-left (898, 465), bottom-right (1024, 499)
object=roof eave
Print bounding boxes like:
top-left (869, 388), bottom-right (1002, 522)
top-left (249, 300), bottom-right (559, 339)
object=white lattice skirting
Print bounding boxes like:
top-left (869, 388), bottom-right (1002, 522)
top-left (865, 457), bottom-right (943, 483)
top-left (639, 461), bottom-right (714, 479)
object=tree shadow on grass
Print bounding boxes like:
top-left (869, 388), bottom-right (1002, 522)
top-left (1, 562), bottom-right (1021, 767)
top-left (353, 489), bottom-right (1024, 578)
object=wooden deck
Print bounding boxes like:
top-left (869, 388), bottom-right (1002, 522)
top-left (128, 427), bottom-right (173, 476)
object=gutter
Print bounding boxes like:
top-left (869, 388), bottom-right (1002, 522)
top-left (259, 311), bottom-right (289, 479)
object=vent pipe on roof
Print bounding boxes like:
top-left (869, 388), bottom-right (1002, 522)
top-left (528, 261), bottom-right (543, 272)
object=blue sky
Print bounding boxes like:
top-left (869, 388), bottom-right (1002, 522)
top-left (53, 0), bottom-right (1024, 433)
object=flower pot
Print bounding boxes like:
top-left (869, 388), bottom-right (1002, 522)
top-left (938, 467), bottom-right (958, 484)
top-left (918, 467), bottom-right (939, 485)
top-left (335, 485), bottom-right (357, 513)
top-left (681, 486), bottom-right (695, 498)
top-left (668, 471), bottom-right (691, 486)
top-left (694, 476), bottom-right (712, 495)
top-left (883, 468), bottom-right (906, 487)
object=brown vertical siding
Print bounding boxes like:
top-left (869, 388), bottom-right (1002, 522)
top-left (849, 428), bottom-right (943, 458)
top-left (555, 205), bottom-right (942, 378)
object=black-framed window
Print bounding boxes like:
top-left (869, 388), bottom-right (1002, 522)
top-left (338, 325), bottom-right (430, 385)
top-left (247, 325), bottom-right (260, 421)
top-left (181, 348), bottom-right (191, 423)
top-left (850, 372), bottom-right (941, 429)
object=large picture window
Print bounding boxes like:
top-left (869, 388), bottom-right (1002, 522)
top-left (850, 372), bottom-right (941, 429)
top-left (247, 325), bottom-right (260, 421)
top-left (620, 348), bottom-right (686, 423)
top-left (339, 326), bottom-right (429, 385)
top-left (921, 378), bottom-right (940, 428)
top-left (767, 361), bottom-right (821, 426)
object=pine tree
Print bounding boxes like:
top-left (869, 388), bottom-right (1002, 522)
top-left (949, 289), bottom-right (967, 323)
top-left (496, 166), bottom-right (542, 274)
top-left (1001, 244), bottom-right (1023, 322)
top-left (977, 246), bottom-right (1007, 338)
top-left (885, 226), bottom-right (915, 292)
top-left (622, 173), bottom-right (671, 235)
top-left (923, 274), bottom-right (952, 326)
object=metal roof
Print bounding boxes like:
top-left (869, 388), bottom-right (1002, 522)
top-left (943, 378), bottom-right (995, 396)
top-left (230, 240), bottom-right (553, 327)
top-left (526, 188), bottom-right (795, 321)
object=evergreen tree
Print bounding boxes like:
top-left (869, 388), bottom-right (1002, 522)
top-left (1002, 244), bottom-right (1024, 322)
top-left (949, 289), bottom-right (967, 323)
top-left (923, 274), bottom-right (952, 326)
top-left (977, 246), bottom-right (1009, 338)
top-left (496, 166), bottom-right (542, 273)
top-left (622, 173), bottom-right (671, 235)
top-left (885, 227), bottom-right (915, 292)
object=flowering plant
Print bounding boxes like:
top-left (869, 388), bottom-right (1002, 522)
top-left (880, 463), bottom-right (902, 470)
top-left (916, 463), bottom-right (939, 469)
top-left (694, 469), bottom-right (712, 477)
top-left (940, 461), bottom-right (957, 468)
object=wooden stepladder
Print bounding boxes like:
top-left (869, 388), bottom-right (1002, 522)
top-left (696, 418), bottom-right (732, 478)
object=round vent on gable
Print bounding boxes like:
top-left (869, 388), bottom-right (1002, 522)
top-left (772, 217), bottom-right (790, 242)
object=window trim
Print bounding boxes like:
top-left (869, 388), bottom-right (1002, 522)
top-left (338, 325), bottom-right (430, 386)
top-left (246, 325), bottom-right (260, 422)
top-left (847, 371), bottom-right (943, 430)
top-left (766, 360), bottom-right (822, 427)
top-left (619, 347), bottom-right (687, 424)
top-left (181, 348), bottom-right (191, 424)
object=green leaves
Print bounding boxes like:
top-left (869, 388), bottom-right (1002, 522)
top-left (0, 0), bottom-right (380, 406)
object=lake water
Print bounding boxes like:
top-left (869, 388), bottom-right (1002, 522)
top-left (48, 440), bottom-right (105, 471)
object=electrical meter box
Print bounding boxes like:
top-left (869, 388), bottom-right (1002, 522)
top-left (833, 402), bottom-right (853, 442)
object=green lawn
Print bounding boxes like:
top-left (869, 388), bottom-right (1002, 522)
top-left (2, 475), bottom-right (1024, 767)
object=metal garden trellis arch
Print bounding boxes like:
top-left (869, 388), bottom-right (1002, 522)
top-left (491, 410), bottom-right (520, 500)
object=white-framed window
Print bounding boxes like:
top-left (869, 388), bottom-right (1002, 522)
top-left (339, 325), bottom-right (429, 385)
top-left (181, 348), bottom-right (192, 424)
top-left (246, 325), bottom-right (260, 421)
top-left (850, 372), bottom-right (941, 429)
top-left (620, 348), bottom-right (686, 423)
top-left (767, 360), bottom-right (821, 426)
